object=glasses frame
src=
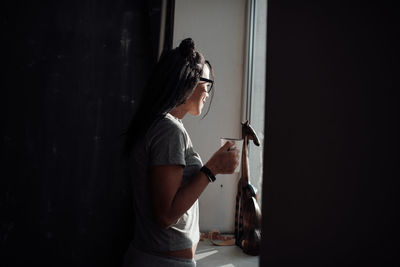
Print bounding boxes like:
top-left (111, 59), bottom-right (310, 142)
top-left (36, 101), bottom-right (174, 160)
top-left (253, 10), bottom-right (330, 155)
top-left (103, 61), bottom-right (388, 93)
top-left (199, 77), bottom-right (214, 93)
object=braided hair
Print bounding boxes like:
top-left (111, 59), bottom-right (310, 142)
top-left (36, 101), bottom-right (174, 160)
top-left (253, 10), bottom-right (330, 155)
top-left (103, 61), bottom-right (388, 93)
top-left (123, 38), bottom-right (213, 157)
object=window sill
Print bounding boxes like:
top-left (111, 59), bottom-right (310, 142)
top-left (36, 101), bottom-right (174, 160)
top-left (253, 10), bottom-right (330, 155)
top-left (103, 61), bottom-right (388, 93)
top-left (195, 240), bottom-right (259, 267)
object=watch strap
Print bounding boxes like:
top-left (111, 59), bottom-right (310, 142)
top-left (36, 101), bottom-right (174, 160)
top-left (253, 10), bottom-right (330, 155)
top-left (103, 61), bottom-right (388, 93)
top-left (200, 165), bottom-right (216, 182)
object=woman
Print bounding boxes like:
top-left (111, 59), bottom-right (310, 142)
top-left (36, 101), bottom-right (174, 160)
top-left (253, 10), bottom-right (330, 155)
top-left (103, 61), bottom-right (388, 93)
top-left (123, 38), bottom-right (239, 267)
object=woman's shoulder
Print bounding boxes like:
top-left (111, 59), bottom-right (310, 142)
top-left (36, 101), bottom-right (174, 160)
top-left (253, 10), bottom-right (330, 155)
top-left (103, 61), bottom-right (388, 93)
top-left (147, 114), bottom-right (186, 140)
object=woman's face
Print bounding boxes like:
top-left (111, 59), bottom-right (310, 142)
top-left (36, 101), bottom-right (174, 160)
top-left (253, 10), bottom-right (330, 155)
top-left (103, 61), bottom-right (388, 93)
top-left (186, 65), bottom-right (211, 116)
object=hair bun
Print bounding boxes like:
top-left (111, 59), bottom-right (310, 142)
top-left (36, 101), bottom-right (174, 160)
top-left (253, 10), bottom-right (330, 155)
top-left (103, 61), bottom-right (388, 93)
top-left (178, 38), bottom-right (195, 59)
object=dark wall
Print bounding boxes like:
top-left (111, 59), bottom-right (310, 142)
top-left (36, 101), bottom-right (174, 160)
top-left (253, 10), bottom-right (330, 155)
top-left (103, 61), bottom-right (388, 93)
top-left (2, 1), bottom-right (161, 266)
top-left (262, 0), bottom-right (399, 265)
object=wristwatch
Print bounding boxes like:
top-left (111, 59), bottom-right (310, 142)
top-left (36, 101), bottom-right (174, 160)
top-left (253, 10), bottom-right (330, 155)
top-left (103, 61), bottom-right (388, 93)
top-left (200, 165), bottom-right (216, 182)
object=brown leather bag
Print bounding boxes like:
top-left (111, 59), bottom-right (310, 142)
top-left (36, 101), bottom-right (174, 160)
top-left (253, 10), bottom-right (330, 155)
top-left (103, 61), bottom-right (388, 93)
top-left (234, 121), bottom-right (262, 256)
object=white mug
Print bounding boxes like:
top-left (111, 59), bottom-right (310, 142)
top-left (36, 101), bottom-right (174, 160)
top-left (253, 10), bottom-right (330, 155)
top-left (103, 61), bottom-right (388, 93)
top-left (220, 137), bottom-right (243, 173)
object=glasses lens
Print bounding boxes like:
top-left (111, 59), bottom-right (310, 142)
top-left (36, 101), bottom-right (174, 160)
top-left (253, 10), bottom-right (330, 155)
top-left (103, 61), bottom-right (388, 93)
top-left (200, 77), bottom-right (213, 93)
top-left (208, 82), bottom-right (213, 93)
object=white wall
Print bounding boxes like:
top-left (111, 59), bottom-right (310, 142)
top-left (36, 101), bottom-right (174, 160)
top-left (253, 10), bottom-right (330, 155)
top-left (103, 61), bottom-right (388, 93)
top-left (173, 0), bottom-right (247, 233)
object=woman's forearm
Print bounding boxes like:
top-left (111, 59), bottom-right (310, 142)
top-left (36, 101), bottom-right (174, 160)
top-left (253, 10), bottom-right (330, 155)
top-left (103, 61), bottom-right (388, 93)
top-left (151, 143), bottom-right (238, 229)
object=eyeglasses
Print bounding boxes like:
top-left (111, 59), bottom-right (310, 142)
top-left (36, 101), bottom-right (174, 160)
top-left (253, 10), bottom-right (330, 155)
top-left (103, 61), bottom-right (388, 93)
top-left (199, 77), bottom-right (214, 93)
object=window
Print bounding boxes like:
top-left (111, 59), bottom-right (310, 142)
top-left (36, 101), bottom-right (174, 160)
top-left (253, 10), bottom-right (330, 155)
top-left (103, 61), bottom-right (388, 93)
top-left (246, 0), bottom-right (267, 206)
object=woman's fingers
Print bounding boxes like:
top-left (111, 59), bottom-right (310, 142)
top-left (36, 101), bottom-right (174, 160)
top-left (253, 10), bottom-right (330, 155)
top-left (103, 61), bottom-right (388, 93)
top-left (206, 142), bottom-right (241, 175)
top-left (220, 140), bottom-right (234, 151)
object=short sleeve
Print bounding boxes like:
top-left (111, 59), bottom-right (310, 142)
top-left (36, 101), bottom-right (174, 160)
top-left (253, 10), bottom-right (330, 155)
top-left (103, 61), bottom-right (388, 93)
top-left (148, 122), bottom-right (187, 167)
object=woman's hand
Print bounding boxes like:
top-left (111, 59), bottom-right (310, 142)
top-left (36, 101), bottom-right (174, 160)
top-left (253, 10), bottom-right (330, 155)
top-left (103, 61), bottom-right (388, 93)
top-left (205, 141), bottom-right (240, 175)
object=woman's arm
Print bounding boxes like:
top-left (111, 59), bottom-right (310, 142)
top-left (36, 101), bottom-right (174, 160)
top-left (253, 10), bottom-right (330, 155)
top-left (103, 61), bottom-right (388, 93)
top-left (150, 165), bottom-right (208, 228)
top-left (150, 141), bottom-right (239, 228)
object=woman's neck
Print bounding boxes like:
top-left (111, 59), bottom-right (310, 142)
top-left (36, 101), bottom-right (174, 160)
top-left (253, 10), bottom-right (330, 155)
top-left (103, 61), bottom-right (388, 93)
top-left (169, 106), bottom-right (187, 120)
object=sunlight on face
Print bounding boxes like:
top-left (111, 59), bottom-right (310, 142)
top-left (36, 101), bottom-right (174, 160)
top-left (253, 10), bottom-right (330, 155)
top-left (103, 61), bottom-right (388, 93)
top-left (187, 64), bottom-right (211, 116)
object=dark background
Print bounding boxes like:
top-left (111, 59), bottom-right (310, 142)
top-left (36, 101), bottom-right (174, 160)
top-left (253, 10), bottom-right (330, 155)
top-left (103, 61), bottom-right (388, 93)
top-left (262, 0), bottom-right (399, 265)
top-left (2, 1), bottom-right (164, 266)
top-left (2, 0), bottom-right (399, 266)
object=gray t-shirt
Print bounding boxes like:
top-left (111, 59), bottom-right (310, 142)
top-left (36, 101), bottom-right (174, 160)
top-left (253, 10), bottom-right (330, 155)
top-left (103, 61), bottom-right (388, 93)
top-left (129, 113), bottom-right (203, 252)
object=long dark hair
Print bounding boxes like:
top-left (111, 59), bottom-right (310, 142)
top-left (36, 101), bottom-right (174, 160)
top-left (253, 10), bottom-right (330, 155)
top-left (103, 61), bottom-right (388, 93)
top-left (123, 38), bottom-right (214, 157)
